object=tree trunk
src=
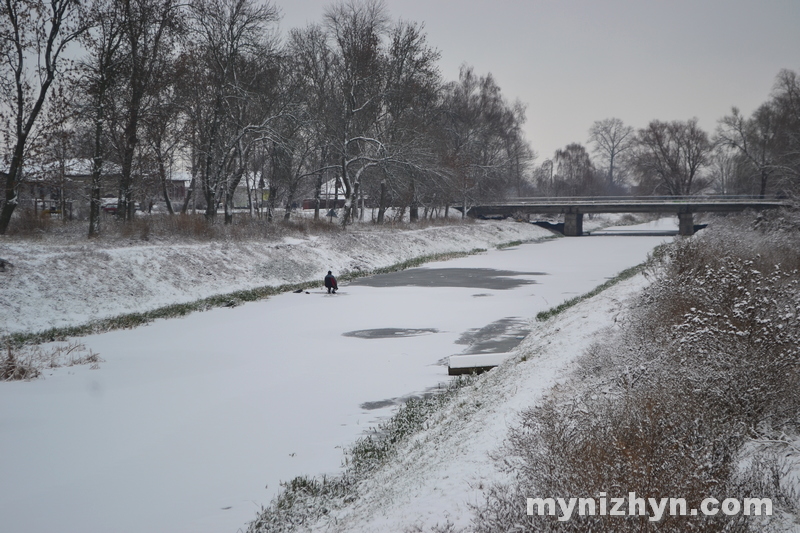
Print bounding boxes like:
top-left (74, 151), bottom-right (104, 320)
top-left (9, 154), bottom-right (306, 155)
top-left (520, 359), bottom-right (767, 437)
top-left (759, 169), bottom-right (768, 199)
top-left (350, 181), bottom-right (360, 223)
top-left (202, 93), bottom-right (225, 222)
top-left (224, 166), bottom-right (245, 225)
top-left (88, 114), bottom-right (104, 237)
top-left (224, 190), bottom-right (233, 224)
top-left (409, 178), bottom-right (418, 222)
top-left (203, 174), bottom-right (216, 221)
top-left (340, 155), bottom-right (353, 226)
top-left (314, 173), bottom-right (322, 221)
top-left (181, 176), bottom-right (195, 214)
top-left (158, 157), bottom-right (175, 215)
top-left (284, 182), bottom-right (298, 221)
top-left (267, 183), bottom-right (277, 221)
top-left (0, 135), bottom-right (29, 234)
top-left (245, 171), bottom-right (254, 217)
top-left (118, 97), bottom-right (141, 222)
top-left (377, 179), bottom-right (387, 224)
top-left (608, 152), bottom-right (615, 188)
top-left (330, 178), bottom-right (339, 223)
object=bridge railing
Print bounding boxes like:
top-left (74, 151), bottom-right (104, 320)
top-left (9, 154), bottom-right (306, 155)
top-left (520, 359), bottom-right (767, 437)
top-left (480, 195), bottom-right (787, 205)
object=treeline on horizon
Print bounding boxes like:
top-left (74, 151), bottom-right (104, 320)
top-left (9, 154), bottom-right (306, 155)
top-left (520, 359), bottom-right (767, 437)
top-left (1, 0), bottom-right (799, 237)
top-left (548, 69), bottom-right (800, 201)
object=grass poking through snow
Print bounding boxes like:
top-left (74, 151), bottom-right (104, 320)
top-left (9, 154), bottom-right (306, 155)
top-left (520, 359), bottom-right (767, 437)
top-left (246, 376), bottom-right (477, 533)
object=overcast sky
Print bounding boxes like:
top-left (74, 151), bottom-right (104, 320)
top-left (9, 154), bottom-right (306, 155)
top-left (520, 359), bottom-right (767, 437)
top-left (277, 0), bottom-right (800, 162)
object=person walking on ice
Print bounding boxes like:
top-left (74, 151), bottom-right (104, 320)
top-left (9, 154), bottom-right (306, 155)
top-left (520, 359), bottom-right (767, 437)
top-left (324, 271), bottom-right (338, 294)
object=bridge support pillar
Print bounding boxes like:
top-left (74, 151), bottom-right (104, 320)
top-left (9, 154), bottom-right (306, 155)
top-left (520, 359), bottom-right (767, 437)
top-left (678, 213), bottom-right (694, 236)
top-left (564, 212), bottom-right (583, 236)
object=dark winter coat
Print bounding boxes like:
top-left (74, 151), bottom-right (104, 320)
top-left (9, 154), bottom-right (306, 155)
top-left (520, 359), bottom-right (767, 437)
top-left (324, 274), bottom-right (338, 289)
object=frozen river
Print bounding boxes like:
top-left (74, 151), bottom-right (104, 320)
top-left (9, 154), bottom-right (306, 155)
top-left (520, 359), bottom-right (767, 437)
top-left (0, 219), bottom-right (676, 533)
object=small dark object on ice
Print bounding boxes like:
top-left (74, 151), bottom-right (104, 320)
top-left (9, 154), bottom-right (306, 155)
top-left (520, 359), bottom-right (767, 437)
top-left (0, 258), bottom-right (11, 272)
top-left (305, 291), bottom-right (310, 294)
top-left (293, 289), bottom-right (303, 293)
top-left (324, 271), bottom-right (338, 294)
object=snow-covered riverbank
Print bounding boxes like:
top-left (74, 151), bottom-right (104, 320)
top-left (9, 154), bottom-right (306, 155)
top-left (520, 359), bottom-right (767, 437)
top-left (0, 218), bottom-right (675, 533)
top-left (0, 220), bottom-right (549, 335)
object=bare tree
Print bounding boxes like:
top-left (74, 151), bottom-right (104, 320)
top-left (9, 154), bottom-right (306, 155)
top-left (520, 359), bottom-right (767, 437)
top-left (376, 19), bottom-right (441, 221)
top-left (770, 69), bottom-right (800, 191)
top-left (553, 143), bottom-right (596, 196)
top-left (111, 0), bottom-right (182, 221)
top-left (505, 118), bottom-right (536, 198)
top-left (284, 24), bottom-right (337, 220)
top-left (282, 4), bottom-right (527, 225)
top-left (632, 118), bottom-right (712, 196)
top-left (187, 0), bottom-right (281, 223)
top-left (0, 0), bottom-right (86, 234)
top-left (716, 105), bottom-right (782, 198)
top-left (323, 0), bottom-right (389, 225)
top-left (77, 0), bottom-right (124, 236)
top-left (707, 144), bottom-right (746, 195)
top-left (141, 55), bottom-right (182, 215)
top-left (438, 66), bottom-right (525, 216)
top-left (588, 117), bottom-right (633, 191)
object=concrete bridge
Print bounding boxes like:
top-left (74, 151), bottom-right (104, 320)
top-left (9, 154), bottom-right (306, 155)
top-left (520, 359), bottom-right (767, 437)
top-left (466, 196), bottom-right (790, 236)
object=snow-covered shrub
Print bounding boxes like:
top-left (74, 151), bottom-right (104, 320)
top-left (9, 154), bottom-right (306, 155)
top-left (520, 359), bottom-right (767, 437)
top-left (473, 212), bottom-right (800, 532)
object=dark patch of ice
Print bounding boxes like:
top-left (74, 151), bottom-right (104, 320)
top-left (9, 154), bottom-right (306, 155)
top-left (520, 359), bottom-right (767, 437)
top-left (342, 328), bottom-right (439, 339)
top-left (455, 317), bottom-right (531, 354)
top-left (359, 384), bottom-right (450, 411)
top-left (349, 267), bottom-right (546, 290)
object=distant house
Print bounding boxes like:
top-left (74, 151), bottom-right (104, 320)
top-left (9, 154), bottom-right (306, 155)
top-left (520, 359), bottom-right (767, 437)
top-left (13, 159), bottom-right (121, 219)
top-left (165, 169), bottom-right (192, 207)
top-left (15, 159), bottom-right (191, 218)
top-left (302, 177), bottom-right (347, 210)
top-left (6, 158), bottom-right (274, 218)
top-left (169, 169), bottom-right (264, 212)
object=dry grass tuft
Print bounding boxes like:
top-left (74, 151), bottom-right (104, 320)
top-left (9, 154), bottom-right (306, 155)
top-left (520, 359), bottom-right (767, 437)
top-left (1, 340), bottom-right (103, 381)
top-left (5, 208), bottom-right (53, 237)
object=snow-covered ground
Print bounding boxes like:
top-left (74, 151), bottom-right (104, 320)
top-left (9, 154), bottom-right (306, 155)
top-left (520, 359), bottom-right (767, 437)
top-left (0, 220), bottom-right (548, 335)
top-left (0, 217), bottom-right (676, 533)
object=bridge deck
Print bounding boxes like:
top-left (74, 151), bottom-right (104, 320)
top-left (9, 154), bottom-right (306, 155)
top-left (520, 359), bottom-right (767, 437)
top-left (468, 196), bottom-right (789, 216)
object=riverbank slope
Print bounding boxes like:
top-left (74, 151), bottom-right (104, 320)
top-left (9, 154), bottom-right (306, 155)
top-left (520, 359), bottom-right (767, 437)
top-left (0, 220), bottom-right (550, 335)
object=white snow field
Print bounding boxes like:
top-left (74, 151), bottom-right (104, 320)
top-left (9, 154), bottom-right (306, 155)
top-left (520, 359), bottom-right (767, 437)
top-left (0, 218), bottom-right (676, 533)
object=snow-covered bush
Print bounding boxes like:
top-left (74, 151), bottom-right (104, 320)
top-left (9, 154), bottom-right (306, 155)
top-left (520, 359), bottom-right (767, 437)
top-left (473, 212), bottom-right (800, 532)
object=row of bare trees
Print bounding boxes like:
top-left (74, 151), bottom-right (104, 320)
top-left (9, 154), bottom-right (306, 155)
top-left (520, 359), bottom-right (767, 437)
top-left (0, 0), bottom-right (533, 235)
top-left (536, 69), bottom-right (800, 198)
